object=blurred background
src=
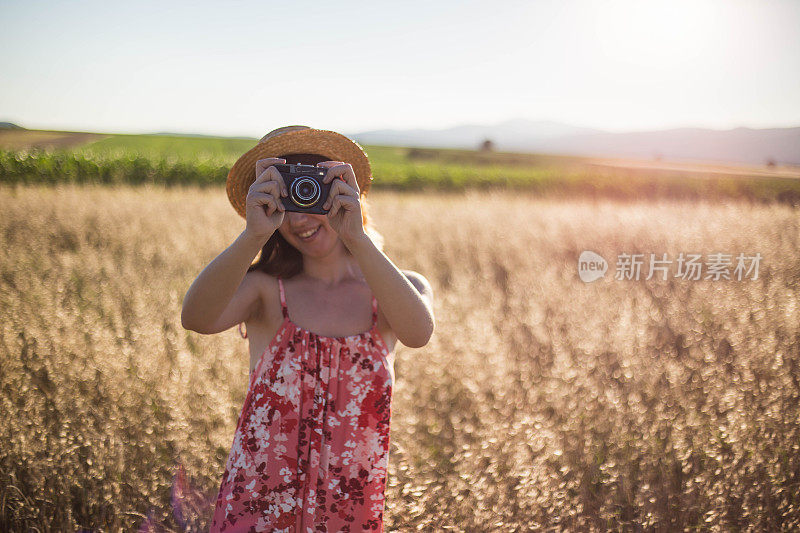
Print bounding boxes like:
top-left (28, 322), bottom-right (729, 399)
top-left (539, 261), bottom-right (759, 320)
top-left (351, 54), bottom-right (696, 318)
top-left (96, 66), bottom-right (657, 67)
top-left (1, 0), bottom-right (799, 531)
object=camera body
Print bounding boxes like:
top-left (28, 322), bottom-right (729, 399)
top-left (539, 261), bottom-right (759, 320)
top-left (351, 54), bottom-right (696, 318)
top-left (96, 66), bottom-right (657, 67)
top-left (272, 163), bottom-right (332, 214)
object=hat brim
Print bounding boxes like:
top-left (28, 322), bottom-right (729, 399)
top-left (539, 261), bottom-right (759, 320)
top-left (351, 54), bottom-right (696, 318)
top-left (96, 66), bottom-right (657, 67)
top-left (226, 128), bottom-right (373, 219)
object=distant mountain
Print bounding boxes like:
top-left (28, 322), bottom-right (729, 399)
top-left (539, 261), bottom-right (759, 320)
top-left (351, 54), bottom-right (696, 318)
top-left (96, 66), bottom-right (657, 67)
top-left (350, 120), bottom-right (800, 166)
top-left (351, 119), bottom-right (601, 151)
top-left (536, 127), bottom-right (800, 166)
top-left (151, 132), bottom-right (256, 139)
top-left (0, 122), bottom-right (24, 130)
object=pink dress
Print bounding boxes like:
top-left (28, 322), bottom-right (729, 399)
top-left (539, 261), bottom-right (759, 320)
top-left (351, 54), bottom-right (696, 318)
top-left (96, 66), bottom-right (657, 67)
top-left (209, 276), bottom-right (394, 532)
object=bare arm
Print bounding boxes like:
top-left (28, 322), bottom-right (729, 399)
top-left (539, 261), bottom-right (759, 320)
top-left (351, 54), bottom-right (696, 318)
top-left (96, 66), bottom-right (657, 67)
top-left (180, 230), bottom-right (267, 334)
top-left (315, 160), bottom-right (434, 348)
top-left (346, 235), bottom-right (435, 348)
top-left (181, 156), bottom-right (290, 334)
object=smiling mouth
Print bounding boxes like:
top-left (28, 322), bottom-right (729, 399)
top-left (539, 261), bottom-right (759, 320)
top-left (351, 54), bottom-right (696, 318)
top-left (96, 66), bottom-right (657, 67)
top-left (297, 227), bottom-right (320, 240)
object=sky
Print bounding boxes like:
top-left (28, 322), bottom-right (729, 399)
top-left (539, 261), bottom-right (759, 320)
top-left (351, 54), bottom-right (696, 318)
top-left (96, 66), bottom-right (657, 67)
top-left (1, 0), bottom-right (799, 137)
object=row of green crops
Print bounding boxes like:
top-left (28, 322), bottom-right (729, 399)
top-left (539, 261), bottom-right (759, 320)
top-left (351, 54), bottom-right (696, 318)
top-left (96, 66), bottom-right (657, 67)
top-left (2, 133), bottom-right (799, 205)
top-left (0, 149), bottom-right (229, 186)
top-left (0, 142), bottom-right (583, 191)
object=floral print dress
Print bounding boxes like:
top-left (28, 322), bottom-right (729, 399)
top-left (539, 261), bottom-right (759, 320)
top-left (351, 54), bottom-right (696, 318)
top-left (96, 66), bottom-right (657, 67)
top-left (210, 276), bottom-right (394, 532)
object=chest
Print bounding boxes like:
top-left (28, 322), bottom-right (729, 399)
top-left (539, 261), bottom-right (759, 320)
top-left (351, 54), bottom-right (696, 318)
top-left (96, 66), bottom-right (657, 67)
top-left (287, 290), bottom-right (374, 335)
top-left (245, 283), bottom-right (397, 376)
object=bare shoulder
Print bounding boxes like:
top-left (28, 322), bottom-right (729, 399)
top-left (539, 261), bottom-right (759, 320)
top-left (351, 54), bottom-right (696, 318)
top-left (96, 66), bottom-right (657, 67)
top-left (246, 269), bottom-right (278, 289)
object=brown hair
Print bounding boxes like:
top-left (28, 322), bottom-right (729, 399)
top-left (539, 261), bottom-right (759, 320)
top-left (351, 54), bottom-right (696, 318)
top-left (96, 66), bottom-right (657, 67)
top-left (246, 153), bottom-right (383, 279)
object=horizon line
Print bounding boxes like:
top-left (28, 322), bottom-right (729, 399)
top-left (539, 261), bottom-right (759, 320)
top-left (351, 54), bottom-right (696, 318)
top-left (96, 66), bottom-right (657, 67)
top-left (2, 118), bottom-right (800, 140)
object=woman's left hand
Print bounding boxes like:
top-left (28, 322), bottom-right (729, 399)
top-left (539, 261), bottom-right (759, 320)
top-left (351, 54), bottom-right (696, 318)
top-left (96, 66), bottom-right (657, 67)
top-left (317, 161), bottom-right (368, 248)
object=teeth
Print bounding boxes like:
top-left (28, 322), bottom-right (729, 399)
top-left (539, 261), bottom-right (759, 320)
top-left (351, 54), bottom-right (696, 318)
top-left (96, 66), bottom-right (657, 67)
top-left (298, 227), bottom-right (319, 238)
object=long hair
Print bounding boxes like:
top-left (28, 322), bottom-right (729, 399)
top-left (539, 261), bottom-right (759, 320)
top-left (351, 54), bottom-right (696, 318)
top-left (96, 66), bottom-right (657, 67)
top-left (246, 153), bottom-right (384, 279)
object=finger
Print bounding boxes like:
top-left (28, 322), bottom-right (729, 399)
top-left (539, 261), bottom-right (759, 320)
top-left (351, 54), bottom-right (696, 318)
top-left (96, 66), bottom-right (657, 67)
top-left (318, 160), bottom-right (345, 182)
top-left (336, 195), bottom-right (358, 210)
top-left (322, 163), bottom-right (358, 193)
top-left (264, 165), bottom-right (289, 196)
top-left (320, 163), bottom-right (344, 182)
top-left (323, 163), bottom-right (359, 194)
top-left (323, 180), bottom-right (341, 210)
top-left (251, 179), bottom-right (282, 199)
top-left (254, 158), bottom-right (286, 184)
top-left (250, 178), bottom-right (280, 194)
top-left (255, 158), bottom-right (286, 178)
top-left (316, 160), bottom-right (344, 168)
top-left (249, 190), bottom-right (276, 208)
top-left (250, 192), bottom-right (284, 214)
top-left (327, 197), bottom-right (340, 220)
top-left (327, 195), bottom-right (358, 219)
top-left (255, 159), bottom-right (285, 185)
top-left (323, 180), bottom-right (357, 210)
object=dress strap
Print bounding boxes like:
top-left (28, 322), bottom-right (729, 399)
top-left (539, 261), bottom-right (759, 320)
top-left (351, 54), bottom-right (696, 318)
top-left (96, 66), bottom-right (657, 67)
top-left (371, 295), bottom-right (378, 327)
top-left (277, 276), bottom-right (288, 318)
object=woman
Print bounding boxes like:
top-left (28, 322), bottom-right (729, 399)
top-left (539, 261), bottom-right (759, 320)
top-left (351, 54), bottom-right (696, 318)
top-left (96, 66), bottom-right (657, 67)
top-left (180, 125), bottom-right (435, 532)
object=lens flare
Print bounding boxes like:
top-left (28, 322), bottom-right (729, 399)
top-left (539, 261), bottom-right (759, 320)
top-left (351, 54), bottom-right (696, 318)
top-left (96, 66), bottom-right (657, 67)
top-left (136, 460), bottom-right (216, 532)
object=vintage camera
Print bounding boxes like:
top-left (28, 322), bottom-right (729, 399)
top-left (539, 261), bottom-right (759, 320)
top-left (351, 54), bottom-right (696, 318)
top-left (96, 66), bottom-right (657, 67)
top-left (271, 163), bottom-right (332, 214)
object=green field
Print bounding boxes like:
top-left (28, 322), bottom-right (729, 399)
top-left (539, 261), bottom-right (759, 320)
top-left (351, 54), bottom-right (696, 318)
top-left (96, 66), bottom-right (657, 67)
top-left (77, 133), bottom-right (258, 162)
top-left (1, 129), bottom-right (799, 204)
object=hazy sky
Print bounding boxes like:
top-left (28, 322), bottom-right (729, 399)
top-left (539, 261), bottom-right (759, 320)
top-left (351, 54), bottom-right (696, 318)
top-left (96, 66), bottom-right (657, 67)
top-left (1, 0), bottom-right (798, 137)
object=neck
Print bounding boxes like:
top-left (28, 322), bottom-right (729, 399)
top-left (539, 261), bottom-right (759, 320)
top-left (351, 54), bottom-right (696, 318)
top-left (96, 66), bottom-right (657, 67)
top-left (300, 239), bottom-right (363, 286)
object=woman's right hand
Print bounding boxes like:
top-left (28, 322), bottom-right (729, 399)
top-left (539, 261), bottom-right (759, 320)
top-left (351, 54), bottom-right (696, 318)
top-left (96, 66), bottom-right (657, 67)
top-left (245, 158), bottom-right (288, 241)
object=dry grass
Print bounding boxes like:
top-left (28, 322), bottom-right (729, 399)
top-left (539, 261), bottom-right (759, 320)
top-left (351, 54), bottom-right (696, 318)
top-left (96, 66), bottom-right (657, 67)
top-left (1, 184), bottom-right (799, 531)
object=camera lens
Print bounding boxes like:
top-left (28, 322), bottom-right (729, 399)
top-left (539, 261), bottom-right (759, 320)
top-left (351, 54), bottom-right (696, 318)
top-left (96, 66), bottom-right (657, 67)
top-left (291, 177), bottom-right (320, 207)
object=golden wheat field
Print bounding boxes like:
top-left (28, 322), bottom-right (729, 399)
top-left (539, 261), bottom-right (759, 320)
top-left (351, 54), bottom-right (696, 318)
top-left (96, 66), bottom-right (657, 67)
top-left (1, 184), bottom-right (799, 531)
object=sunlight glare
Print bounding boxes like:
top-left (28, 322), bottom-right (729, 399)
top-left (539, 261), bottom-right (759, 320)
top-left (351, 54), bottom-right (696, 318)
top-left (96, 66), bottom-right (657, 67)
top-left (590, 0), bottom-right (732, 69)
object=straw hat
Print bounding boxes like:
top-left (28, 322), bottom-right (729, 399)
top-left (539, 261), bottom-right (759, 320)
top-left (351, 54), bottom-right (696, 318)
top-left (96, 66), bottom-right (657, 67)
top-left (226, 125), bottom-right (373, 219)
